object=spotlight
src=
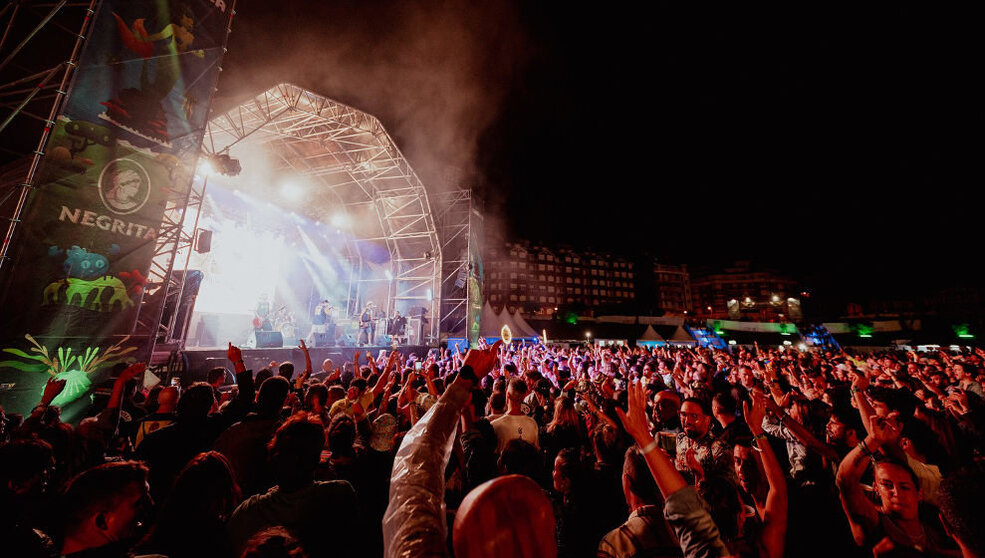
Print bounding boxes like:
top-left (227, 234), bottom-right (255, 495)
top-left (331, 213), bottom-right (349, 228)
top-left (211, 153), bottom-right (242, 176)
top-left (197, 159), bottom-right (215, 176)
top-left (282, 182), bottom-right (304, 202)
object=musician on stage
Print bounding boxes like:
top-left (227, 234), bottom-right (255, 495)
top-left (388, 310), bottom-right (407, 343)
top-left (253, 293), bottom-right (273, 331)
top-left (307, 299), bottom-right (335, 346)
top-left (358, 301), bottom-right (378, 346)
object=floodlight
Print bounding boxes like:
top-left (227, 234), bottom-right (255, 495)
top-left (282, 182), bottom-right (304, 202)
top-left (331, 213), bottom-right (349, 228)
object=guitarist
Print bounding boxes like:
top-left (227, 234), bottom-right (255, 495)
top-left (253, 293), bottom-right (273, 331)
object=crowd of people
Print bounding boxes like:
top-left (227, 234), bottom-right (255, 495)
top-left (1, 336), bottom-right (983, 557)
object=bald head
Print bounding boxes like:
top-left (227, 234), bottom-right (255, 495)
top-left (157, 387), bottom-right (179, 413)
top-left (321, 358), bottom-right (334, 373)
top-left (453, 475), bottom-right (555, 558)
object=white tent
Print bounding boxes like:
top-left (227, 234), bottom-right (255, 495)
top-left (637, 325), bottom-right (665, 343)
top-left (478, 302), bottom-right (505, 338)
top-left (508, 309), bottom-right (540, 339)
top-left (668, 325), bottom-right (697, 345)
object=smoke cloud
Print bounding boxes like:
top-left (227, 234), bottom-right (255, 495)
top-left (217, 0), bottom-right (532, 210)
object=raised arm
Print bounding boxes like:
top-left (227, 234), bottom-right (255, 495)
top-left (219, 343), bottom-right (255, 423)
top-left (295, 339), bottom-right (312, 389)
top-left (617, 380), bottom-right (729, 558)
top-left (850, 369), bottom-right (875, 434)
top-left (372, 351), bottom-right (399, 398)
top-left (366, 351), bottom-right (380, 377)
top-left (835, 421), bottom-right (893, 546)
top-left (382, 340), bottom-right (502, 558)
top-left (762, 393), bottom-right (839, 463)
top-left (747, 392), bottom-right (787, 558)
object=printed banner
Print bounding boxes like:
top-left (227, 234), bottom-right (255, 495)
top-left (0, 0), bottom-right (235, 415)
top-left (466, 213), bottom-right (484, 347)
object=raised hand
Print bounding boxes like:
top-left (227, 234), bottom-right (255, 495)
top-left (462, 339), bottom-right (503, 379)
top-left (297, 339), bottom-right (308, 353)
top-left (119, 362), bottom-right (146, 383)
top-left (850, 369), bottom-right (869, 392)
top-left (40, 377), bottom-right (67, 406)
top-left (227, 342), bottom-right (243, 364)
top-left (615, 379), bottom-right (652, 446)
top-left (744, 392), bottom-right (768, 434)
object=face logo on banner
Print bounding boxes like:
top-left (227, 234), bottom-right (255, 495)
top-left (98, 158), bottom-right (151, 215)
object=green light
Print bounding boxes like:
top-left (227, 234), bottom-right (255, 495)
top-left (854, 323), bottom-right (875, 338)
top-left (953, 324), bottom-right (974, 339)
top-left (46, 369), bottom-right (91, 407)
top-left (3, 334), bottom-right (136, 408)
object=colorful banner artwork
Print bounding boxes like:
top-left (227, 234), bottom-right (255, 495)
top-left (466, 214), bottom-right (484, 347)
top-left (0, 0), bottom-right (234, 414)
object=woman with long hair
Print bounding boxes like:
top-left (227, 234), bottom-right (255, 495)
top-left (541, 395), bottom-right (586, 466)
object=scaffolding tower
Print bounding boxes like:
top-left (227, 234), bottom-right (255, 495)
top-left (436, 187), bottom-right (483, 338)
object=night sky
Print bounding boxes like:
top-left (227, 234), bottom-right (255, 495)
top-left (9, 2), bottom-right (979, 315)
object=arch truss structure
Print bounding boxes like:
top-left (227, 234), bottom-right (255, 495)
top-left (201, 83), bottom-right (443, 342)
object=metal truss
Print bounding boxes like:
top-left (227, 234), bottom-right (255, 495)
top-left (202, 83), bottom-right (442, 342)
top-left (130, 165), bottom-right (206, 351)
top-left (0, 0), bottom-right (99, 270)
top-left (435, 188), bottom-right (482, 337)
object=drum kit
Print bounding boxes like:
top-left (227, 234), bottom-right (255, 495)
top-left (274, 307), bottom-right (298, 343)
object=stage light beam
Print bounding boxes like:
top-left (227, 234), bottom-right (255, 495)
top-left (331, 213), bottom-right (349, 228)
top-left (282, 181), bottom-right (305, 202)
top-left (197, 158), bottom-right (215, 176)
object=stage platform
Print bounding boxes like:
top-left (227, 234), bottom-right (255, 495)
top-left (177, 345), bottom-right (434, 384)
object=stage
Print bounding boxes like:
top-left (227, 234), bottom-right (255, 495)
top-left (178, 344), bottom-right (434, 385)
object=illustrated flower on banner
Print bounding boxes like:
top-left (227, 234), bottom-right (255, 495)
top-left (1, 334), bottom-right (136, 407)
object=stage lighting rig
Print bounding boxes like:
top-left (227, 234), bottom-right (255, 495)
top-left (200, 152), bottom-right (241, 177)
